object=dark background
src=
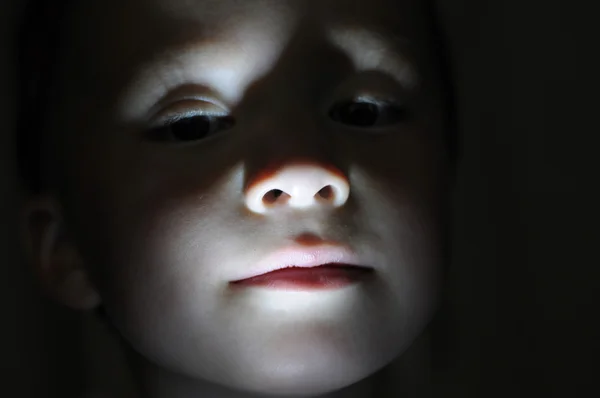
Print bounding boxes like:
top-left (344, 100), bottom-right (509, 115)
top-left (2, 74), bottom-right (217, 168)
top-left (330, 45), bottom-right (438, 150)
top-left (2, 0), bottom-right (598, 396)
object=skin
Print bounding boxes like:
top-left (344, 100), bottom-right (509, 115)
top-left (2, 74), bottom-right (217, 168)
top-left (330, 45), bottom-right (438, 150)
top-left (23, 0), bottom-right (448, 397)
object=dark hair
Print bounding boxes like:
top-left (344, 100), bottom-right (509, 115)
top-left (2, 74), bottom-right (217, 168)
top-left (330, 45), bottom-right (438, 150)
top-left (15, 0), bottom-right (73, 195)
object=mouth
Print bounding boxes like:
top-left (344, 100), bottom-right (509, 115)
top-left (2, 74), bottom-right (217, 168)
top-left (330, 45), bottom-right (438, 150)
top-left (230, 264), bottom-right (373, 290)
top-left (229, 245), bottom-right (373, 291)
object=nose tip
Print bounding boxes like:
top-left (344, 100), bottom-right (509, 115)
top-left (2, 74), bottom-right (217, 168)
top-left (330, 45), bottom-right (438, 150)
top-left (245, 165), bottom-right (350, 214)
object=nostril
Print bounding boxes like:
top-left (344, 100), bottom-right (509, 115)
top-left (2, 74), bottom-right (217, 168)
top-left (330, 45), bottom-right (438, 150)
top-left (317, 185), bottom-right (334, 201)
top-left (263, 189), bottom-right (290, 206)
top-left (245, 166), bottom-right (350, 214)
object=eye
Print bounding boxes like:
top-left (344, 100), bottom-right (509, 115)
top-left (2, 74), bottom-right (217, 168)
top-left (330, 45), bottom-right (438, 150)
top-left (329, 99), bottom-right (409, 128)
top-left (148, 114), bottom-right (235, 142)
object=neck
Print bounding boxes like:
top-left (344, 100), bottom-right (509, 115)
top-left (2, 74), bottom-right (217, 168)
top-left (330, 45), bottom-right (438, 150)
top-left (121, 331), bottom-right (432, 398)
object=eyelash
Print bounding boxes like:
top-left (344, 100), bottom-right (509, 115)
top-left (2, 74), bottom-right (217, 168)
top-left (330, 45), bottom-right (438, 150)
top-left (146, 98), bottom-right (409, 143)
top-left (329, 98), bottom-right (409, 129)
top-left (146, 112), bottom-right (235, 143)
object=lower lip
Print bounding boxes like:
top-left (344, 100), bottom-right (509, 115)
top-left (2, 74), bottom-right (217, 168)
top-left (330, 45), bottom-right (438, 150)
top-left (230, 265), bottom-right (373, 290)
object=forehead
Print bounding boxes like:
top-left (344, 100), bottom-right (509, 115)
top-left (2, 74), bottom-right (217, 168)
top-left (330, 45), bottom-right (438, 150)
top-left (57, 0), bottom-right (428, 116)
top-left (65, 0), bottom-right (425, 69)
top-left (75, 0), bottom-right (421, 32)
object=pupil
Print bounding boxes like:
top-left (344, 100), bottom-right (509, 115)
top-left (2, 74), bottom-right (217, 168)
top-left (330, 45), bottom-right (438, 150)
top-left (345, 103), bottom-right (378, 127)
top-left (170, 116), bottom-right (211, 141)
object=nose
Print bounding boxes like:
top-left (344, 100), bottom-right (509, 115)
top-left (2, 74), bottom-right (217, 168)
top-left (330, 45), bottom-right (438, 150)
top-left (245, 165), bottom-right (350, 214)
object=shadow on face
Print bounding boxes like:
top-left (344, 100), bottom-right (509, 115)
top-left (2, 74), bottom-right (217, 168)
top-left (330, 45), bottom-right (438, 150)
top-left (22, 0), bottom-right (449, 396)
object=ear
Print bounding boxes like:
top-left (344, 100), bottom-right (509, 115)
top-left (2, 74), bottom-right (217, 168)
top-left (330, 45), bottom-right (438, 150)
top-left (21, 196), bottom-right (101, 310)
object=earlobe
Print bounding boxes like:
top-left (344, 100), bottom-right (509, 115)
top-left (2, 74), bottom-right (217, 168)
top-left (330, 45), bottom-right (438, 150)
top-left (22, 197), bottom-right (101, 310)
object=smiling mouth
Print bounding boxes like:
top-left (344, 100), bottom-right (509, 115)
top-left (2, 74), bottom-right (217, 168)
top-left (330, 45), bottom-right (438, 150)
top-left (229, 264), bottom-right (373, 290)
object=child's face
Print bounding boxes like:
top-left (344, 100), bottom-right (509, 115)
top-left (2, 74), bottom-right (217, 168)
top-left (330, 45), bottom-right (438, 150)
top-left (32, 0), bottom-right (446, 395)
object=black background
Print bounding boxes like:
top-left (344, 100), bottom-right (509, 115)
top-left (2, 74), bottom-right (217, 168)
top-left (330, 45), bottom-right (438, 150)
top-left (1, 0), bottom-right (598, 396)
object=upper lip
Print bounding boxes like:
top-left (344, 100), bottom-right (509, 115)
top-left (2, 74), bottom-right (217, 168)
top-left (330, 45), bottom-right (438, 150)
top-left (230, 244), bottom-right (368, 283)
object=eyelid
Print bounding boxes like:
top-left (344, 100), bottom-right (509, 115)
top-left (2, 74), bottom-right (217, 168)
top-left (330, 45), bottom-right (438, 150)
top-left (324, 70), bottom-right (410, 109)
top-left (351, 95), bottom-right (404, 107)
top-left (333, 95), bottom-right (406, 114)
top-left (150, 99), bottom-right (229, 127)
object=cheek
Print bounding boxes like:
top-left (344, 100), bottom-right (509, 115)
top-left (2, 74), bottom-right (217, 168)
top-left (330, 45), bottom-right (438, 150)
top-left (347, 132), bottom-right (445, 310)
top-left (77, 192), bottom-right (218, 302)
top-left (75, 200), bottom-right (229, 367)
top-left (355, 169), bottom-right (442, 297)
top-left (68, 152), bottom-right (257, 351)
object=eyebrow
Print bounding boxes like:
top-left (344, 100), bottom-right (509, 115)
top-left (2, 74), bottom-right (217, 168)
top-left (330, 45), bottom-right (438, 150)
top-left (328, 27), bottom-right (419, 89)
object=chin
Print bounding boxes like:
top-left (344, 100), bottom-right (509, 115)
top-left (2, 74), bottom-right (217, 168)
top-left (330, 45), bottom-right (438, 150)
top-left (227, 364), bottom-right (373, 397)
top-left (195, 340), bottom-right (399, 397)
